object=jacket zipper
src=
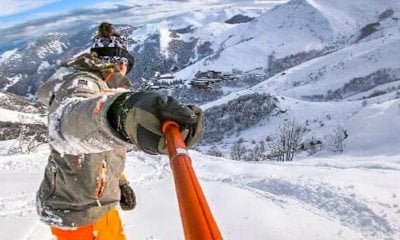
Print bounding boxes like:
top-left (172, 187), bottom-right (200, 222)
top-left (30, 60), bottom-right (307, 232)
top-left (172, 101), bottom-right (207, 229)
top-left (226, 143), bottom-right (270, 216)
top-left (43, 160), bottom-right (57, 205)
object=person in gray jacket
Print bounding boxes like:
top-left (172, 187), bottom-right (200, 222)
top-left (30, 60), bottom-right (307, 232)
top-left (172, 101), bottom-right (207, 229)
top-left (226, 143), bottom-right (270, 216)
top-left (36, 25), bottom-right (203, 239)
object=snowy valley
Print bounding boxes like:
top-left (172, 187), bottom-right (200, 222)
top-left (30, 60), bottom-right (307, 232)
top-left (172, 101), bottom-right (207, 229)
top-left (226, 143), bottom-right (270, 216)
top-left (0, 0), bottom-right (399, 239)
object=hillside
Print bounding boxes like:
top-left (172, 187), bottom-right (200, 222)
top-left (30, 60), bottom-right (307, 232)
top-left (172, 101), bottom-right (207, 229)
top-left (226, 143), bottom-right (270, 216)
top-left (0, 92), bottom-right (46, 144)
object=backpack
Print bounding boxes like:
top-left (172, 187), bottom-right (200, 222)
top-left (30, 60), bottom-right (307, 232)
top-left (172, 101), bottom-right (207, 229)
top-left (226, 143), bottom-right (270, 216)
top-left (90, 34), bottom-right (135, 73)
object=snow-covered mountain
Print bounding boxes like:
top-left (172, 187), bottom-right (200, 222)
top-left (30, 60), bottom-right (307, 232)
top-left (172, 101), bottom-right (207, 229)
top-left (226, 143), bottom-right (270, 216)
top-left (0, 26), bottom-right (104, 95)
top-left (175, 0), bottom-right (400, 78)
top-left (126, 6), bottom-right (264, 84)
top-left (1, 0), bottom-right (398, 96)
top-left (0, 1), bottom-right (268, 96)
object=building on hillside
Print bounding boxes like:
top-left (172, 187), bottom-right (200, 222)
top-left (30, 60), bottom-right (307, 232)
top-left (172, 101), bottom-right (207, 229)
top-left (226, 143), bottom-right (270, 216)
top-left (194, 70), bottom-right (223, 81)
top-left (157, 73), bottom-right (175, 83)
top-left (190, 79), bottom-right (213, 89)
top-left (190, 70), bottom-right (235, 89)
top-left (143, 72), bottom-right (184, 90)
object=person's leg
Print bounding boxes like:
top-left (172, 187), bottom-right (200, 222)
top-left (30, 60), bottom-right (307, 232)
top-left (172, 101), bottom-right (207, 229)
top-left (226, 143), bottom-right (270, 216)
top-left (51, 224), bottom-right (95, 240)
top-left (51, 208), bottom-right (126, 240)
top-left (94, 208), bottom-right (127, 240)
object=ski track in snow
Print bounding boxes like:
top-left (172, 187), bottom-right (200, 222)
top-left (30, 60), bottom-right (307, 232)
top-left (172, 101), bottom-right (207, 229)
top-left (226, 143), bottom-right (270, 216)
top-left (209, 175), bottom-right (398, 240)
top-left (249, 179), bottom-right (393, 239)
top-left (310, 162), bottom-right (400, 172)
top-left (125, 152), bottom-right (171, 186)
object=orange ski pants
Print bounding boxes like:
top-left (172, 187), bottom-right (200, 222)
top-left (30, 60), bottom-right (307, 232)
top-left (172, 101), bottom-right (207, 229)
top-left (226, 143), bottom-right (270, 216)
top-left (51, 208), bottom-right (127, 240)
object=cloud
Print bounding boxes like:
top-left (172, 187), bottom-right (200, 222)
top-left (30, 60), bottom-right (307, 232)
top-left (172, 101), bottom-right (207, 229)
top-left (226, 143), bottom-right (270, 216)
top-left (0, 0), bottom-right (286, 50)
top-left (0, 4), bottom-right (139, 49)
top-left (0, 0), bottom-right (59, 17)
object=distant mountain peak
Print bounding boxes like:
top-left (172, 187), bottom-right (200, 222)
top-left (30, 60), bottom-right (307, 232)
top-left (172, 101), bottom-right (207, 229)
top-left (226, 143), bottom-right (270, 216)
top-left (225, 15), bottom-right (255, 24)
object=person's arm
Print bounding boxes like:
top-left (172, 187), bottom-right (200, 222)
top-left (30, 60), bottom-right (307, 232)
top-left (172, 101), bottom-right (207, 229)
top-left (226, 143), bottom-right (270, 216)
top-left (45, 72), bottom-right (203, 155)
top-left (46, 72), bottom-right (128, 155)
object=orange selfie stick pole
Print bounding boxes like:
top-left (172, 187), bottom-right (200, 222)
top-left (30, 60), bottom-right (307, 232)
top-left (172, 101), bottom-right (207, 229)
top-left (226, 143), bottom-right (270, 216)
top-left (162, 120), bottom-right (223, 240)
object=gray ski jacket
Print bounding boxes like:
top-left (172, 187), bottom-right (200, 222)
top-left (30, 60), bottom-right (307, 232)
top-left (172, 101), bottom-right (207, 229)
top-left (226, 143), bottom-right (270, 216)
top-left (36, 54), bottom-right (131, 227)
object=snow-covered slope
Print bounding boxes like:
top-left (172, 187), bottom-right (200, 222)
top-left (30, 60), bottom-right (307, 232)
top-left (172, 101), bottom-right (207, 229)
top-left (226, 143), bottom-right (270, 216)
top-left (0, 92), bottom-right (46, 125)
top-left (0, 146), bottom-right (399, 240)
top-left (129, 6), bottom-right (262, 68)
top-left (306, 0), bottom-right (399, 35)
top-left (202, 88), bottom-right (400, 156)
top-left (246, 33), bottom-right (400, 101)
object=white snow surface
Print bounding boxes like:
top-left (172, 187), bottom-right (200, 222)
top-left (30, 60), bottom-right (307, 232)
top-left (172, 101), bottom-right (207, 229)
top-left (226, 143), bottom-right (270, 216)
top-left (0, 143), bottom-right (399, 240)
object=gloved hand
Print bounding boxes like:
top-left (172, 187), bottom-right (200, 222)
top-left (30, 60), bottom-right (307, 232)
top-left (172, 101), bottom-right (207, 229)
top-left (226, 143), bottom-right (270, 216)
top-left (108, 91), bottom-right (204, 154)
top-left (119, 182), bottom-right (136, 211)
top-left (183, 105), bottom-right (204, 148)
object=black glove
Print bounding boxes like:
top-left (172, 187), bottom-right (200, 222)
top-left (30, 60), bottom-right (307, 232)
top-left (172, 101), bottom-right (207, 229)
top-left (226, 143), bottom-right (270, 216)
top-left (119, 182), bottom-right (136, 211)
top-left (184, 105), bottom-right (204, 148)
top-left (108, 91), bottom-right (204, 154)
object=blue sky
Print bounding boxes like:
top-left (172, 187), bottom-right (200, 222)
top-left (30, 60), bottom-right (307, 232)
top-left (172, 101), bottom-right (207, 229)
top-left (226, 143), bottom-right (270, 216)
top-left (0, 0), bottom-right (286, 51)
top-left (0, 0), bottom-right (284, 27)
top-left (0, 0), bottom-right (123, 27)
